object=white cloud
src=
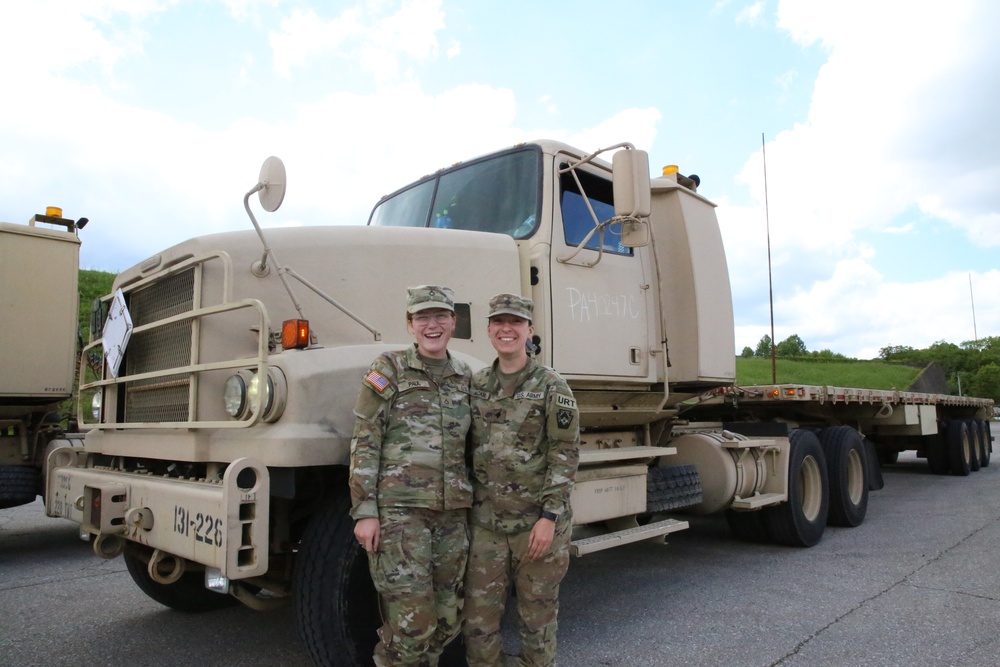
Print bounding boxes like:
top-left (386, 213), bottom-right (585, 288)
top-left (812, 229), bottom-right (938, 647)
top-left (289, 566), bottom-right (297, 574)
top-left (726, 1), bottom-right (1000, 356)
top-left (269, 0), bottom-right (448, 83)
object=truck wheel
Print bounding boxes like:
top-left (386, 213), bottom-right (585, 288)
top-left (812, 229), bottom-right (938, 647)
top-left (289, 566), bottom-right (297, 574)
top-left (763, 429), bottom-right (829, 547)
top-left (647, 464), bottom-right (703, 512)
top-left (818, 427), bottom-right (868, 527)
top-left (981, 420), bottom-right (992, 468)
top-left (123, 551), bottom-right (238, 612)
top-left (967, 420), bottom-right (982, 472)
top-left (926, 424), bottom-right (951, 475)
top-left (295, 491), bottom-right (381, 667)
top-left (725, 509), bottom-right (769, 543)
top-left (0, 465), bottom-right (38, 509)
top-left (947, 420), bottom-right (972, 476)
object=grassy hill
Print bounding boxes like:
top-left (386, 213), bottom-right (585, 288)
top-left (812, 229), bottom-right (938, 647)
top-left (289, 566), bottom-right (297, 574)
top-left (735, 357), bottom-right (923, 391)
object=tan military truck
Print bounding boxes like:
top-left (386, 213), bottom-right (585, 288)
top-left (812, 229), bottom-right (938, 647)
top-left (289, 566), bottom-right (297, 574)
top-left (45, 142), bottom-right (994, 666)
top-left (1, 209), bottom-right (87, 509)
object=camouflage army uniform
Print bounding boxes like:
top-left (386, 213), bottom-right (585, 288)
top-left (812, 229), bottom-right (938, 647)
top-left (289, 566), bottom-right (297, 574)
top-left (464, 357), bottom-right (580, 667)
top-left (350, 343), bottom-right (473, 667)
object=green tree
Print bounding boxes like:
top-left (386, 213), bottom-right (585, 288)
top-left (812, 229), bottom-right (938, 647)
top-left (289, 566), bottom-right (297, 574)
top-left (775, 334), bottom-right (808, 357)
top-left (968, 363), bottom-right (1000, 402)
top-left (740, 346), bottom-right (754, 358)
top-left (754, 335), bottom-right (772, 358)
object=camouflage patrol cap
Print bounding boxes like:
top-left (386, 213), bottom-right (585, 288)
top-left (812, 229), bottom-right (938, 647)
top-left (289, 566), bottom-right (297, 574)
top-left (487, 293), bottom-right (533, 320)
top-left (406, 285), bottom-right (456, 313)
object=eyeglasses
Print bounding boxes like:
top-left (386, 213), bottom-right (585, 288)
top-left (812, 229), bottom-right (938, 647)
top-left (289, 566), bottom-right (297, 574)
top-left (412, 312), bottom-right (453, 325)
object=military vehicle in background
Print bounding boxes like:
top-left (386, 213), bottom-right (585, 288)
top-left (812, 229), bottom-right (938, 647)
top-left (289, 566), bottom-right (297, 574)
top-left (44, 142), bottom-right (994, 666)
top-left (1, 209), bottom-right (87, 509)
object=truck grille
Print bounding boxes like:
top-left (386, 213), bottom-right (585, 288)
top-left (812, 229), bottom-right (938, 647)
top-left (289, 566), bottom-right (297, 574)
top-left (124, 269), bottom-right (195, 422)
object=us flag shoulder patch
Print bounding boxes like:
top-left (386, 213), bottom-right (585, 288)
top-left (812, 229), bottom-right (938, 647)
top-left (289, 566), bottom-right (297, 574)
top-left (365, 370), bottom-right (391, 393)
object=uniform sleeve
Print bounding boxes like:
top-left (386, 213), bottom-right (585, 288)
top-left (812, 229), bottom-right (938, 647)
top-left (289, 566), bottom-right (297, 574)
top-left (348, 357), bottom-right (396, 520)
top-left (540, 377), bottom-right (580, 517)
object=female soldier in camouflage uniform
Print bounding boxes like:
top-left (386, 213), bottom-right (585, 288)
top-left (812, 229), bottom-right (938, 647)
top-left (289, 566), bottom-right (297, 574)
top-left (349, 286), bottom-right (473, 667)
top-left (464, 293), bottom-right (580, 667)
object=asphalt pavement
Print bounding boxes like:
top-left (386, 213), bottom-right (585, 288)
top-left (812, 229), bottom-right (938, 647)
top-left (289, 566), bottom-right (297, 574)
top-left (2, 451), bottom-right (1000, 667)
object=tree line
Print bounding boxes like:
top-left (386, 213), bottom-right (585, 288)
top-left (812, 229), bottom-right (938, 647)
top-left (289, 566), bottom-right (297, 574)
top-left (741, 334), bottom-right (1000, 402)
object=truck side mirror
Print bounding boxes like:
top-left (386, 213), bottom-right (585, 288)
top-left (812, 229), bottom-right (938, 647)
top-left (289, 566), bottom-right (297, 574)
top-left (612, 149), bottom-right (651, 218)
top-left (619, 219), bottom-right (650, 247)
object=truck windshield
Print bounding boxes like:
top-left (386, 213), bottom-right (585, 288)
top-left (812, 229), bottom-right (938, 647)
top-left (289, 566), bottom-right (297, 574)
top-left (369, 147), bottom-right (541, 239)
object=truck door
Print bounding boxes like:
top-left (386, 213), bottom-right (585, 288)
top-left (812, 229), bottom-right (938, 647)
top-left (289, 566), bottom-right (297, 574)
top-left (547, 158), bottom-right (653, 380)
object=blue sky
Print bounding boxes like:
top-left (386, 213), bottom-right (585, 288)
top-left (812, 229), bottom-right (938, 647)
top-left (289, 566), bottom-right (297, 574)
top-left (2, 1), bottom-right (998, 359)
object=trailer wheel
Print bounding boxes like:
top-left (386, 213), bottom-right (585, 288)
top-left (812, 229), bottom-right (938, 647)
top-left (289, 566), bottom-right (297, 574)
top-left (123, 551), bottom-right (239, 612)
top-left (295, 491), bottom-right (381, 667)
top-left (647, 464), bottom-right (703, 512)
top-left (725, 509), bottom-right (769, 543)
top-left (0, 465), bottom-right (38, 509)
top-left (763, 429), bottom-right (829, 547)
top-left (967, 420), bottom-right (982, 472)
top-left (926, 424), bottom-right (951, 475)
top-left (975, 420), bottom-right (990, 468)
top-left (947, 420), bottom-right (972, 476)
top-left (818, 427), bottom-right (868, 527)
top-left (980, 420), bottom-right (992, 468)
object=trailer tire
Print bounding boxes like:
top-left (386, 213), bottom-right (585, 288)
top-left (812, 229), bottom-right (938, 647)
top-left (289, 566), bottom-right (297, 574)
top-left (763, 429), bottom-right (829, 547)
top-left (975, 420), bottom-right (990, 468)
top-left (295, 491), bottom-right (381, 667)
top-left (967, 420), bottom-right (982, 472)
top-left (947, 420), bottom-right (972, 477)
top-left (0, 465), bottom-right (39, 509)
top-left (818, 427), bottom-right (868, 527)
top-left (647, 464), bottom-right (703, 512)
top-left (926, 425), bottom-right (951, 475)
top-left (725, 509), bottom-right (769, 543)
top-left (982, 420), bottom-right (992, 467)
top-left (123, 551), bottom-right (239, 612)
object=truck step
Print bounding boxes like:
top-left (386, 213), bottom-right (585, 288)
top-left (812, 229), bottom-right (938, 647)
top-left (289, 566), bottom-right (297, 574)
top-left (730, 492), bottom-right (786, 510)
top-left (570, 518), bottom-right (689, 556)
top-left (579, 446), bottom-right (676, 464)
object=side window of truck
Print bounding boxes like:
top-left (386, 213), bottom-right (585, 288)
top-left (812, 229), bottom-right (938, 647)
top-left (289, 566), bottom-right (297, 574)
top-left (560, 166), bottom-right (632, 256)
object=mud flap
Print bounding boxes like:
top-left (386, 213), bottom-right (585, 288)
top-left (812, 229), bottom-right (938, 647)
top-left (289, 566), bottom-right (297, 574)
top-left (863, 438), bottom-right (885, 491)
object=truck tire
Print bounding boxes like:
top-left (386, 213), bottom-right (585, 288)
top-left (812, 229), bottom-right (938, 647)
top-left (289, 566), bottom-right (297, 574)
top-left (123, 551), bottom-right (239, 612)
top-left (947, 420), bottom-right (972, 477)
top-left (762, 429), bottom-right (829, 547)
top-left (295, 491), bottom-right (381, 667)
top-left (725, 509), bottom-right (769, 543)
top-left (818, 427), bottom-right (868, 527)
top-left (647, 464), bottom-right (703, 512)
top-left (0, 465), bottom-right (38, 509)
top-left (926, 424), bottom-right (951, 475)
top-left (967, 420), bottom-right (982, 472)
top-left (981, 420), bottom-right (992, 468)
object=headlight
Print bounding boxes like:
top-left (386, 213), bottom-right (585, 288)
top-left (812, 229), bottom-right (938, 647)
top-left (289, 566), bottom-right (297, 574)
top-left (225, 368), bottom-right (286, 423)
top-left (91, 391), bottom-right (102, 421)
top-left (223, 375), bottom-right (247, 418)
top-left (247, 372), bottom-right (273, 416)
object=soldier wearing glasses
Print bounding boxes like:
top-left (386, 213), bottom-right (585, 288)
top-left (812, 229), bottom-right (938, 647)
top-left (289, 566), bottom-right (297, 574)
top-left (349, 285), bottom-right (472, 667)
